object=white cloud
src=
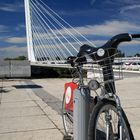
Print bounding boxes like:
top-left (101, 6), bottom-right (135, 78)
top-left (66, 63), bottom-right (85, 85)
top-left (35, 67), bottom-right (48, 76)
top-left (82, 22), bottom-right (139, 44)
top-left (0, 25), bottom-right (9, 33)
top-left (0, 3), bottom-right (23, 12)
top-left (0, 46), bottom-right (27, 58)
top-left (120, 5), bottom-right (140, 14)
top-left (90, 0), bottom-right (96, 5)
top-left (15, 24), bottom-right (25, 31)
top-left (58, 9), bottom-right (94, 16)
top-left (33, 20), bottom-right (140, 43)
top-left (5, 37), bottom-right (26, 44)
top-left (58, 39), bottom-right (140, 49)
top-left (30, 20), bottom-right (140, 49)
top-left (0, 46), bottom-right (26, 52)
top-left (56, 20), bottom-right (140, 37)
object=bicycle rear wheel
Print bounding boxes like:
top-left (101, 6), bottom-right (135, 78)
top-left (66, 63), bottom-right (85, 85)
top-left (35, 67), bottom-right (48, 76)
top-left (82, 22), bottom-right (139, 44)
top-left (62, 93), bottom-right (73, 136)
top-left (88, 99), bottom-right (134, 140)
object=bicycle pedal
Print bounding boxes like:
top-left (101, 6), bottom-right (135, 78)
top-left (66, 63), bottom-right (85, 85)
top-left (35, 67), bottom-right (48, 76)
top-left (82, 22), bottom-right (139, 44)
top-left (63, 135), bottom-right (73, 140)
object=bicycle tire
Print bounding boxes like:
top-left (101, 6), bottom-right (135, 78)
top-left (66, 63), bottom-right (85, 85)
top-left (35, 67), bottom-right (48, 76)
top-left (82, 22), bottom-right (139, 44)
top-left (62, 93), bottom-right (73, 136)
top-left (88, 99), bottom-right (134, 140)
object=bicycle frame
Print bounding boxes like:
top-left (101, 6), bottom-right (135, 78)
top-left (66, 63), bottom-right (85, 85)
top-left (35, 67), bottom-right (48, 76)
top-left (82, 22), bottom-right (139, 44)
top-left (102, 65), bottom-right (116, 94)
top-left (73, 79), bottom-right (91, 140)
top-left (64, 33), bottom-right (140, 140)
top-left (74, 62), bottom-right (126, 140)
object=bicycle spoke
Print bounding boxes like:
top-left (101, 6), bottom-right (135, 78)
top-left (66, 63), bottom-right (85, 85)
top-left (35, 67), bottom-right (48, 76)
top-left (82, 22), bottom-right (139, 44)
top-left (95, 104), bottom-right (131, 140)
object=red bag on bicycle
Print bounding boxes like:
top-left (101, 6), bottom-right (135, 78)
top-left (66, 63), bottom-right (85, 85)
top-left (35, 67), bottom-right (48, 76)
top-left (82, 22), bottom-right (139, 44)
top-left (64, 82), bottom-right (78, 111)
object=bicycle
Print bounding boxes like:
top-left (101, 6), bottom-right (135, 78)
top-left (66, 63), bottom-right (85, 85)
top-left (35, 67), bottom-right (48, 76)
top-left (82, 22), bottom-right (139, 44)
top-left (62, 33), bottom-right (140, 140)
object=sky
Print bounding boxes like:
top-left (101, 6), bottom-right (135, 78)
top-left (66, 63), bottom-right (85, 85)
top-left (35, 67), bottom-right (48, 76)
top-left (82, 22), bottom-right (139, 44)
top-left (0, 0), bottom-right (140, 58)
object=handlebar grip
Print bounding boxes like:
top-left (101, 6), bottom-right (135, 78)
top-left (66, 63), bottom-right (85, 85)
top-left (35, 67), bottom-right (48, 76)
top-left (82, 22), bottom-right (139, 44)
top-left (103, 33), bottom-right (132, 49)
top-left (131, 34), bottom-right (140, 38)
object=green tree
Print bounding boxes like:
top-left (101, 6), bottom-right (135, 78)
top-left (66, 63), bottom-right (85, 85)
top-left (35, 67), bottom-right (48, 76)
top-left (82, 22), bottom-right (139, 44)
top-left (4, 56), bottom-right (27, 60)
top-left (15, 56), bottom-right (27, 60)
top-left (4, 57), bottom-right (12, 60)
top-left (134, 53), bottom-right (140, 57)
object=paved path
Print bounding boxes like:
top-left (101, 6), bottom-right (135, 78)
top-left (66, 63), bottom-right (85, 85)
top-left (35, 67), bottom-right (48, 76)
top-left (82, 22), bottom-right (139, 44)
top-left (31, 77), bottom-right (140, 140)
top-left (0, 76), bottom-right (140, 140)
top-left (0, 79), bottom-right (64, 140)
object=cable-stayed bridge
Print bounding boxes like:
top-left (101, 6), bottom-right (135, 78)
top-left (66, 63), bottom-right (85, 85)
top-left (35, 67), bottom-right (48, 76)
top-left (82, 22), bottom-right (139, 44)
top-left (24, 0), bottom-right (96, 67)
top-left (24, 0), bottom-right (140, 69)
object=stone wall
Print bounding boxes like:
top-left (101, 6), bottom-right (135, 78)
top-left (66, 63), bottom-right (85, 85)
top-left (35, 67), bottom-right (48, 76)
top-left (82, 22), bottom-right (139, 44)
top-left (0, 60), bottom-right (31, 78)
top-left (0, 60), bottom-right (10, 77)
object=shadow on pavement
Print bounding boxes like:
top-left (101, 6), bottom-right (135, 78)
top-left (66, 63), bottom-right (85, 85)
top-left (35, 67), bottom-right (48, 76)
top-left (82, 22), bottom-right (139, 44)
top-left (12, 84), bottom-right (42, 89)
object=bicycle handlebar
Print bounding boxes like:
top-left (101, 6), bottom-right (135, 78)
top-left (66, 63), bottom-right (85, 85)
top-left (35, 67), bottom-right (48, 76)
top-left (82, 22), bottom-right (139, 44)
top-left (67, 33), bottom-right (140, 94)
top-left (102, 33), bottom-right (140, 49)
top-left (131, 34), bottom-right (140, 39)
top-left (103, 33), bottom-right (131, 49)
top-left (67, 33), bottom-right (140, 66)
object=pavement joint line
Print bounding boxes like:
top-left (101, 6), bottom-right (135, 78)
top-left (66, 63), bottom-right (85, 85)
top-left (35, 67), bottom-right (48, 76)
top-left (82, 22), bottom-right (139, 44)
top-left (0, 128), bottom-right (58, 135)
top-left (123, 107), bottom-right (140, 109)
top-left (1, 100), bottom-right (34, 103)
top-left (0, 105), bottom-right (38, 109)
top-left (0, 114), bottom-right (46, 119)
top-left (0, 100), bottom-right (37, 103)
top-left (24, 80), bottom-right (62, 115)
top-left (33, 99), bottom-right (64, 135)
top-left (34, 99), bottom-right (64, 135)
top-left (121, 98), bottom-right (140, 100)
top-left (40, 104), bottom-right (48, 110)
top-left (22, 81), bottom-right (64, 136)
top-left (22, 80), bottom-right (65, 135)
top-left (0, 105), bottom-right (42, 109)
top-left (42, 101), bottom-right (61, 103)
top-left (0, 100), bottom-right (40, 103)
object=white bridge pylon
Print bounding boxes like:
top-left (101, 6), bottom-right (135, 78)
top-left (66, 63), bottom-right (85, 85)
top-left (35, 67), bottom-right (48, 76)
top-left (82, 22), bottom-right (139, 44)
top-left (24, 0), bottom-right (96, 65)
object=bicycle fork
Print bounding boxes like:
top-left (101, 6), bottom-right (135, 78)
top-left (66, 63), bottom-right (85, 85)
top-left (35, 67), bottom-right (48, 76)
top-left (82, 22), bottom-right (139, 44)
top-left (105, 111), bottom-right (114, 140)
top-left (104, 94), bottom-right (124, 140)
top-left (114, 94), bottom-right (123, 140)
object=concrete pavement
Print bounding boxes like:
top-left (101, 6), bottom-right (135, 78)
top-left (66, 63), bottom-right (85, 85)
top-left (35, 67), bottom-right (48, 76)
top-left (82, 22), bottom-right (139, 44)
top-left (31, 77), bottom-right (140, 140)
top-left (0, 76), bottom-right (140, 140)
top-left (0, 79), bottom-right (64, 140)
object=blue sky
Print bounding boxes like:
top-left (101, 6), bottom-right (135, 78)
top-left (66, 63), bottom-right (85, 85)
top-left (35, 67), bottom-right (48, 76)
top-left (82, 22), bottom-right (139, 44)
top-left (0, 0), bottom-right (140, 58)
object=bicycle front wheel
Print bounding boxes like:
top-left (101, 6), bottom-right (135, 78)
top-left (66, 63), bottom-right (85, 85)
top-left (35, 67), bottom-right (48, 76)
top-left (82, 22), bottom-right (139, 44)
top-left (88, 99), bottom-right (134, 140)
